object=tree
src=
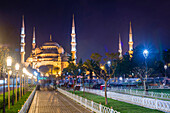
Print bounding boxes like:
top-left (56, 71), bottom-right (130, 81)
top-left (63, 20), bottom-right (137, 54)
top-left (163, 49), bottom-right (170, 64)
top-left (68, 53), bottom-right (75, 64)
top-left (115, 54), bottom-right (132, 80)
top-left (132, 66), bottom-right (154, 91)
top-left (84, 59), bottom-right (95, 88)
top-left (64, 57), bottom-right (84, 93)
top-left (83, 53), bottom-right (102, 89)
top-left (130, 45), bottom-right (166, 91)
top-left (91, 53), bottom-right (102, 62)
top-left (0, 47), bottom-right (9, 70)
top-left (77, 58), bottom-right (86, 96)
top-left (151, 60), bottom-right (164, 77)
top-left (0, 46), bottom-right (9, 83)
top-left (90, 52), bottom-right (118, 105)
top-left (66, 63), bottom-right (78, 93)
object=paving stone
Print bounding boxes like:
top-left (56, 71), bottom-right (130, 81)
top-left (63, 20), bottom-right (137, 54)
top-left (28, 90), bottom-right (91, 113)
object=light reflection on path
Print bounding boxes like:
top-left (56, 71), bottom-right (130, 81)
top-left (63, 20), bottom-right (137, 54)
top-left (28, 89), bottom-right (91, 113)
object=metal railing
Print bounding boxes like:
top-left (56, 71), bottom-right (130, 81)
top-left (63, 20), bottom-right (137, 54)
top-left (109, 88), bottom-right (170, 100)
top-left (58, 88), bottom-right (120, 113)
top-left (85, 88), bottom-right (170, 112)
top-left (19, 86), bottom-right (36, 113)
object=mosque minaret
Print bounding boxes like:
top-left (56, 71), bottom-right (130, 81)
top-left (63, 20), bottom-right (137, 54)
top-left (128, 21), bottom-right (133, 58)
top-left (32, 27), bottom-right (36, 50)
top-left (71, 14), bottom-right (77, 64)
top-left (20, 15), bottom-right (26, 64)
top-left (118, 33), bottom-right (123, 59)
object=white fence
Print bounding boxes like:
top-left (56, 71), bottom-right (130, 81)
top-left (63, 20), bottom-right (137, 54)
top-left (109, 88), bottom-right (170, 100)
top-left (85, 88), bottom-right (170, 112)
top-left (58, 88), bottom-right (120, 113)
top-left (110, 86), bottom-right (160, 89)
top-left (19, 87), bottom-right (36, 113)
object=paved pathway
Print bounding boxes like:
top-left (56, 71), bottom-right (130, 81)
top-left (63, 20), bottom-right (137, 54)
top-left (28, 89), bottom-right (91, 113)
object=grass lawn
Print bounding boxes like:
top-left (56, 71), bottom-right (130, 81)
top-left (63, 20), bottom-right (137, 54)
top-left (0, 91), bottom-right (32, 113)
top-left (0, 88), bottom-right (21, 109)
top-left (70, 91), bottom-right (163, 113)
top-left (136, 89), bottom-right (170, 93)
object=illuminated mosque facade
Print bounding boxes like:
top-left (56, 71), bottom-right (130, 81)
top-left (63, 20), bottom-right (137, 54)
top-left (20, 15), bottom-right (77, 76)
top-left (19, 14), bottom-right (134, 76)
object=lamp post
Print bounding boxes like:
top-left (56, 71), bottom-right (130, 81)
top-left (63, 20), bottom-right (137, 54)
top-left (107, 61), bottom-right (111, 88)
top-left (23, 68), bottom-right (27, 95)
top-left (10, 70), bottom-right (14, 106)
top-left (34, 71), bottom-right (38, 84)
top-left (78, 69), bottom-right (81, 84)
top-left (7, 56), bottom-right (12, 109)
top-left (22, 74), bottom-right (24, 96)
top-left (24, 74), bottom-right (26, 94)
top-left (2, 66), bottom-right (6, 113)
top-left (19, 68), bottom-right (22, 99)
top-left (31, 76), bottom-right (34, 86)
top-left (143, 49), bottom-right (149, 91)
top-left (15, 63), bottom-right (19, 103)
top-left (164, 65), bottom-right (167, 78)
top-left (34, 71), bottom-right (39, 90)
top-left (26, 75), bottom-right (28, 93)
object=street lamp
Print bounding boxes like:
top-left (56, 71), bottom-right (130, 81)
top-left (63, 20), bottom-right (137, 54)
top-left (34, 71), bottom-right (38, 76)
top-left (107, 61), bottom-right (111, 88)
top-left (2, 66), bottom-right (6, 113)
top-left (107, 61), bottom-right (111, 67)
top-left (34, 71), bottom-right (38, 84)
top-left (78, 69), bottom-right (81, 84)
top-left (164, 65), bottom-right (167, 78)
top-left (143, 50), bottom-right (149, 58)
top-left (7, 56), bottom-right (12, 109)
top-left (9, 70), bottom-right (12, 75)
top-left (19, 66), bottom-right (22, 99)
top-left (23, 68), bottom-right (26, 95)
top-left (7, 56), bottom-right (12, 67)
top-left (31, 75), bottom-right (34, 86)
top-left (26, 74), bottom-right (28, 93)
top-left (22, 74), bottom-right (24, 96)
top-left (10, 70), bottom-right (15, 106)
top-left (15, 63), bottom-right (19, 103)
top-left (78, 69), bottom-right (81, 72)
top-left (143, 49), bottom-right (149, 91)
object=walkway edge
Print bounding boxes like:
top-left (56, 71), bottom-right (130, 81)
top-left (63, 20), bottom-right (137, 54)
top-left (58, 88), bottom-right (120, 113)
top-left (19, 87), bottom-right (37, 113)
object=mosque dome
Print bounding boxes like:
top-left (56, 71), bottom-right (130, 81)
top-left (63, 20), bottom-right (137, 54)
top-left (42, 35), bottom-right (61, 50)
top-left (58, 46), bottom-right (64, 54)
top-left (43, 41), bottom-right (60, 47)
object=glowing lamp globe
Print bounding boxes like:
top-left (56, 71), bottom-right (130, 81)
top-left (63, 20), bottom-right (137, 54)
top-left (107, 61), bottom-right (111, 67)
top-left (9, 70), bottom-right (12, 75)
top-left (143, 49), bottom-right (149, 59)
top-left (7, 56), bottom-right (12, 67)
top-left (164, 65), bottom-right (167, 70)
top-left (15, 63), bottom-right (20, 71)
top-left (34, 71), bottom-right (38, 76)
top-left (23, 68), bottom-right (26, 74)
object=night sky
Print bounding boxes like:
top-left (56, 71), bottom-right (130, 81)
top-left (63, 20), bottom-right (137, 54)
top-left (0, 0), bottom-right (169, 62)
